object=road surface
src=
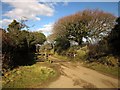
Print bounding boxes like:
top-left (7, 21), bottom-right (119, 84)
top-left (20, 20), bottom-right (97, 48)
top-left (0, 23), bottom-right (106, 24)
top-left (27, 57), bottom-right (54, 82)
top-left (48, 56), bottom-right (119, 88)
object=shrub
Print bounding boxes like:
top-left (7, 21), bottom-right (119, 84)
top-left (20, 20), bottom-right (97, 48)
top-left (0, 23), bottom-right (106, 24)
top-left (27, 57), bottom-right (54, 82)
top-left (76, 46), bottom-right (89, 60)
top-left (54, 37), bottom-right (70, 54)
top-left (92, 55), bottom-right (119, 67)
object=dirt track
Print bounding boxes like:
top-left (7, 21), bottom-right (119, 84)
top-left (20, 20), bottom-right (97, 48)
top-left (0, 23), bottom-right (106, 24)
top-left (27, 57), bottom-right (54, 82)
top-left (48, 56), bottom-right (119, 88)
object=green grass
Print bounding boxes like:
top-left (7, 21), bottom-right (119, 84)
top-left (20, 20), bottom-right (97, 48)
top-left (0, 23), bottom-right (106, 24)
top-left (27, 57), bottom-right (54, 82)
top-left (53, 53), bottom-right (69, 61)
top-left (2, 62), bottom-right (59, 88)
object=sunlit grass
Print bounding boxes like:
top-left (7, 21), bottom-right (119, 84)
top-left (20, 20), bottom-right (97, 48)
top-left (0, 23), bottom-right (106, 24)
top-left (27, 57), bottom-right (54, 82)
top-left (2, 62), bottom-right (58, 88)
top-left (53, 53), bottom-right (69, 61)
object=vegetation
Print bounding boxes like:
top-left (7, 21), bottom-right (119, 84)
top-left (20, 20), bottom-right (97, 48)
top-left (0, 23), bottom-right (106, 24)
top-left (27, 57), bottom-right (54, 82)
top-left (54, 37), bottom-right (70, 54)
top-left (108, 17), bottom-right (120, 56)
top-left (52, 9), bottom-right (116, 45)
top-left (53, 52), bottom-right (119, 78)
top-left (49, 10), bottom-right (119, 68)
top-left (2, 9), bottom-right (120, 88)
top-left (2, 20), bottom-right (46, 73)
top-left (2, 62), bottom-right (58, 88)
top-left (50, 9), bottom-right (119, 68)
top-left (83, 62), bottom-right (120, 78)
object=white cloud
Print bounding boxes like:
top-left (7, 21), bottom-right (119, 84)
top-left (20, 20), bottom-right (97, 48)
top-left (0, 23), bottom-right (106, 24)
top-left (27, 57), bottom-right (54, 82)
top-left (0, 19), bottom-right (13, 28)
top-left (37, 23), bottom-right (54, 36)
top-left (2, 0), bottom-right (54, 21)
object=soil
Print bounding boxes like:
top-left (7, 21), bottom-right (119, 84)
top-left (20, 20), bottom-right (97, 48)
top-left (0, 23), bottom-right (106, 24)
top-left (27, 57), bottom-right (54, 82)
top-left (47, 56), bottom-right (119, 88)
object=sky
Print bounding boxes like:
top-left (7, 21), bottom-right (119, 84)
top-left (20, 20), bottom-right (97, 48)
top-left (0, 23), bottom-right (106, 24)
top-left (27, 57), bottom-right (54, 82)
top-left (0, 0), bottom-right (119, 36)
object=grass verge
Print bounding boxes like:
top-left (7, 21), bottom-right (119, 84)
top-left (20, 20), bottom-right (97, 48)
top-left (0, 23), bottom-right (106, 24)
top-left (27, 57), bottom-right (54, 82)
top-left (2, 62), bottom-right (60, 88)
top-left (53, 53), bottom-right (69, 61)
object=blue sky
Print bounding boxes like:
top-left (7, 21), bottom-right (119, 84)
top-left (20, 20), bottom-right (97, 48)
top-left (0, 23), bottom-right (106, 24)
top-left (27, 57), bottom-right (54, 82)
top-left (1, 0), bottom-right (119, 36)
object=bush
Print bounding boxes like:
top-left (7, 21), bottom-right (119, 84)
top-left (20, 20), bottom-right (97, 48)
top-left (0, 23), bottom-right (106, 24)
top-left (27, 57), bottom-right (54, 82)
top-left (2, 20), bottom-right (46, 73)
top-left (76, 45), bottom-right (89, 60)
top-left (108, 17), bottom-right (120, 56)
top-left (54, 37), bottom-right (70, 54)
top-left (87, 38), bottom-right (109, 61)
top-left (98, 55), bottom-right (119, 66)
